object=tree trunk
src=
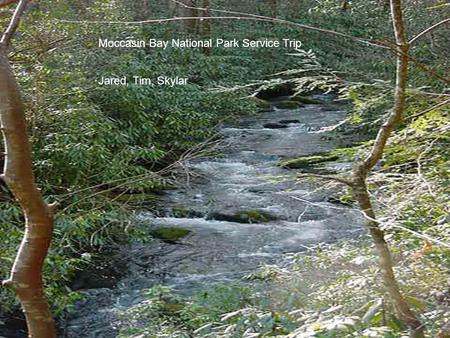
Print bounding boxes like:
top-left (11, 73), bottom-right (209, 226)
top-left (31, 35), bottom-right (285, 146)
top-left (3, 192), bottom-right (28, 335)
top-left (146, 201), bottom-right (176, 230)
top-left (341, 0), bottom-right (350, 12)
top-left (350, 0), bottom-right (424, 337)
top-left (0, 45), bottom-right (56, 338)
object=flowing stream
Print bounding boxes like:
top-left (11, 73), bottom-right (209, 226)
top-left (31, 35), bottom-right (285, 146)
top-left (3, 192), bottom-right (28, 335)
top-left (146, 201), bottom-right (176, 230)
top-left (61, 96), bottom-right (363, 337)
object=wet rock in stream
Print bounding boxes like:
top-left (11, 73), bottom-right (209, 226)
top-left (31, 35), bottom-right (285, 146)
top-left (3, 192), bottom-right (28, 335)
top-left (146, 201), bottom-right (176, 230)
top-left (206, 210), bottom-right (278, 223)
top-left (279, 119), bottom-right (301, 124)
top-left (150, 227), bottom-right (192, 243)
top-left (263, 122), bottom-right (289, 129)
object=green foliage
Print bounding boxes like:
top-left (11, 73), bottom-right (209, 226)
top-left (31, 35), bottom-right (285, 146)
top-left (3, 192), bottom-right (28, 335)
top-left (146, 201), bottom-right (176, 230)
top-left (118, 284), bottom-right (255, 337)
top-left (280, 153), bottom-right (340, 169)
top-left (0, 199), bottom-right (146, 315)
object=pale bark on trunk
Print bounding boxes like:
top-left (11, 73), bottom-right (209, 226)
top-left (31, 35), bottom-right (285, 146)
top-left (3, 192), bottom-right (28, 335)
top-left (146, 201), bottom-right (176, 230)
top-left (350, 0), bottom-right (424, 337)
top-left (0, 1), bottom-right (56, 337)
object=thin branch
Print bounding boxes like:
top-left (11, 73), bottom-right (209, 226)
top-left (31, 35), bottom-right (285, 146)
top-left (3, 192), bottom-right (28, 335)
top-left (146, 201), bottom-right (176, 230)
top-left (391, 224), bottom-right (450, 249)
top-left (406, 100), bottom-right (450, 121)
top-left (407, 53), bottom-right (450, 84)
top-left (297, 173), bottom-right (353, 186)
top-left (409, 18), bottom-right (450, 45)
top-left (289, 196), bottom-right (357, 213)
top-left (416, 139), bottom-right (438, 198)
top-left (0, 0), bottom-right (28, 47)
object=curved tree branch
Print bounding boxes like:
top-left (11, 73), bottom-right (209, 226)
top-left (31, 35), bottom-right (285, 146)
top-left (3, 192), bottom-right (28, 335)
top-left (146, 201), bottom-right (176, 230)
top-left (409, 18), bottom-right (450, 45)
top-left (350, 0), bottom-right (425, 337)
top-left (1, 0), bottom-right (57, 337)
top-left (0, 0), bottom-right (28, 46)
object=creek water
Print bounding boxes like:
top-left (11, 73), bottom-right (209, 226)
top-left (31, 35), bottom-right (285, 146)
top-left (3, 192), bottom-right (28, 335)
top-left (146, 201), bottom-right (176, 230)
top-left (63, 97), bottom-right (362, 337)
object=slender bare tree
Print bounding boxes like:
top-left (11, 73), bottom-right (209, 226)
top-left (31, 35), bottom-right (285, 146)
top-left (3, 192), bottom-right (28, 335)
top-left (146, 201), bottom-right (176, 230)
top-left (0, 1), bottom-right (57, 337)
top-left (350, 0), bottom-right (424, 337)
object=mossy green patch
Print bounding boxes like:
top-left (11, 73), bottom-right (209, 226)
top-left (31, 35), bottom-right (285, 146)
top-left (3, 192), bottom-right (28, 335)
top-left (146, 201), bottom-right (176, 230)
top-left (275, 100), bottom-right (302, 109)
top-left (207, 210), bottom-right (277, 223)
top-left (290, 95), bottom-right (323, 104)
top-left (251, 97), bottom-right (272, 110)
top-left (329, 147), bottom-right (360, 161)
top-left (151, 227), bottom-right (192, 243)
top-left (233, 210), bottom-right (277, 223)
top-left (280, 153), bottom-right (339, 169)
top-left (172, 207), bottom-right (191, 218)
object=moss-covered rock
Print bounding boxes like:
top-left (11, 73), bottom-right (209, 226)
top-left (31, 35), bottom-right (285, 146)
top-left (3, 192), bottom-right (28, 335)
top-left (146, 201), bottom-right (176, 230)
top-left (250, 97), bottom-right (272, 111)
top-left (280, 153), bottom-right (339, 169)
top-left (256, 83), bottom-right (295, 100)
top-left (326, 195), bottom-right (355, 207)
top-left (172, 207), bottom-right (203, 218)
top-left (290, 95), bottom-right (323, 104)
top-left (151, 227), bottom-right (191, 243)
top-left (234, 210), bottom-right (277, 223)
top-left (206, 210), bottom-right (277, 223)
top-left (161, 302), bottom-right (185, 314)
top-left (274, 100), bottom-right (302, 109)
